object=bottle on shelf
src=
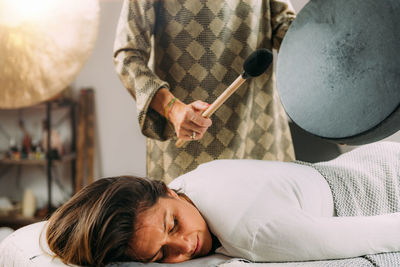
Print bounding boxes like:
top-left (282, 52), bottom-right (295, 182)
top-left (19, 120), bottom-right (32, 159)
top-left (7, 138), bottom-right (20, 160)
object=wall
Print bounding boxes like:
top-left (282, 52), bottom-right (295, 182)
top-left (72, 0), bottom-right (146, 179)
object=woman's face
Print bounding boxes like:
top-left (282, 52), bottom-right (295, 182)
top-left (130, 189), bottom-right (213, 263)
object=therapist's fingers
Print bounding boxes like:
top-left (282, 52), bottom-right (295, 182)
top-left (190, 101), bottom-right (212, 125)
top-left (180, 123), bottom-right (208, 140)
top-left (169, 100), bottom-right (212, 140)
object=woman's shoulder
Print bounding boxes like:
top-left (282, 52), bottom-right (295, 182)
top-left (168, 159), bottom-right (307, 192)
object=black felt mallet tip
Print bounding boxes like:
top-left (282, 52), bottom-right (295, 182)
top-left (243, 48), bottom-right (273, 78)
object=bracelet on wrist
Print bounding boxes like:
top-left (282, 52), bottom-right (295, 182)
top-left (164, 97), bottom-right (177, 122)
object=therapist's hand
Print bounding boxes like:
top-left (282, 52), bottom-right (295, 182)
top-left (169, 100), bottom-right (212, 141)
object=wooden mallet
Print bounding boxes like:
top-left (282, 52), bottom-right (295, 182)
top-left (176, 48), bottom-right (273, 147)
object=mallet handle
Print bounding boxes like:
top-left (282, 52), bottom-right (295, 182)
top-left (176, 76), bottom-right (246, 148)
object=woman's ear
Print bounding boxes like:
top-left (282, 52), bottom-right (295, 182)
top-left (167, 189), bottom-right (196, 206)
top-left (167, 188), bottom-right (179, 199)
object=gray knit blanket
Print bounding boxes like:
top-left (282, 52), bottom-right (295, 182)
top-left (301, 141), bottom-right (400, 267)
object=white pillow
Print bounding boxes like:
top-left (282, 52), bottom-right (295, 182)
top-left (0, 221), bottom-right (230, 267)
top-left (0, 227), bottom-right (14, 243)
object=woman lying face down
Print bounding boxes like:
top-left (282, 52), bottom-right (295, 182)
top-left (47, 142), bottom-right (400, 267)
top-left (46, 176), bottom-right (215, 266)
top-left (130, 185), bottom-right (214, 262)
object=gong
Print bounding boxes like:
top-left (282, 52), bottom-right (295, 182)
top-left (0, 0), bottom-right (99, 109)
top-left (277, 0), bottom-right (400, 145)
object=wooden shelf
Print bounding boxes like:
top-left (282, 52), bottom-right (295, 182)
top-left (0, 153), bottom-right (76, 166)
top-left (0, 214), bottom-right (44, 230)
top-left (14, 99), bottom-right (76, 111)
top-left (0, 98), bottom-right (78, 221)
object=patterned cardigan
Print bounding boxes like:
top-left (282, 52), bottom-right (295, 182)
top-left (114, 0), bottom-right (296, 183)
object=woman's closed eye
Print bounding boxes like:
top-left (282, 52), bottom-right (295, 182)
top-left (169, 217), bottom-right (178, 234)
top-left (157, 217), bottom-right (179, 262)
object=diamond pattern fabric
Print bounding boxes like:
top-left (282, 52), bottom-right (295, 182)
top-left (114, 0), bottom-right (296, 183)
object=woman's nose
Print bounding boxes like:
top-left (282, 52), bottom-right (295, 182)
top-left (169, 235), bottom-right (194, 255)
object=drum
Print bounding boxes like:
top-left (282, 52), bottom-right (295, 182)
top-left (277, 0), bottom-right (400, 145)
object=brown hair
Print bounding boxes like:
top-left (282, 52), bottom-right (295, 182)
top-left (46, 176), bottom-right (169, 266)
